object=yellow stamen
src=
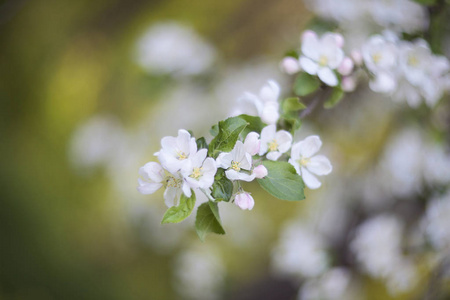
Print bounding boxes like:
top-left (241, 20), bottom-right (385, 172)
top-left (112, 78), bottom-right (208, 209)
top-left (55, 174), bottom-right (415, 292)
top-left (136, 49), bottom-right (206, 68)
top-left (177, 151), bottom-right (187, 160)
top-left (190, 167), bottom-right (203, 180)
top-left (231, 161), bottom-right (241, 171)
top-left (372, 53), bottom-right (382, 64)
top-left (166, 176), bottom-right (182, 188)
top-left (408, 55), bottom-right (419, 67)
top-left (319, 55), bottom-right (328, 67)
top-left (268, 140), bottom-right (278, 152)
top-left (298, 157), bottom-right (310, 167)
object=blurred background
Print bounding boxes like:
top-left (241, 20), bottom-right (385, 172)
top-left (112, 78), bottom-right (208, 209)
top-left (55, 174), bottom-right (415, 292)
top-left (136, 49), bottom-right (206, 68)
top-left (1, 0), bottom-right (450, 299)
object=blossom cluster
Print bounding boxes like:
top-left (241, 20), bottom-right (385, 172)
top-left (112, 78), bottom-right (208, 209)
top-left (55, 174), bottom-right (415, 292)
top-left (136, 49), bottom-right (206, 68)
top-left (137, 80), bottom-right (332, 239)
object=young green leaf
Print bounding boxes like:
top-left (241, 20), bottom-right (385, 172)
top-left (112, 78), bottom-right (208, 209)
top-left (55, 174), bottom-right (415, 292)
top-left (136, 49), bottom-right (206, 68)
top-left (236, 114), bottom-right (265, 137)
top-left (196, 137), bottom-right (208, 150)
top-left (161, 192), bottom-right (196, 224)
top-left (208, 116), bottom-right (248, 158)
top-left (257, 161), bottom-right (305, 201)
top-left (195, 201), bottom-right (226, 241)
top-left (211, 169), bottom-right (233, 202)
top-left (294, 72), bottom-right (321, 96)
top-left (282, 97), bottom-right (307, 113)
top-left (324, 87), bottom-right (344, 109)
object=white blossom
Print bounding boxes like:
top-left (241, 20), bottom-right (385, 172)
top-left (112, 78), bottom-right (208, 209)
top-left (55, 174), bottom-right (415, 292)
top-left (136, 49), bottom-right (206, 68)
top-left (156, 129), bottom-right (198, 174)
top-left (299, 268), bottom-right (353, 300)
top-left (233, 80), bottom-right (281, 124)
top-left (280, 57), bottom-right (301, 74)
top-left (181, 149), bottom-right (217, 190)
top-left (259, 125), bottom-right (293, 161)
top-left (243, 132), bottom-right (261, 156)
top-left (423, 192), bottom-right (450, 251)
top-left (299, 31), bottom-right (344, 86)
top-left (136, 22), bottom-right (216, 76)
top-left (289, 135), bottom-right (332, 189)
top-left (216, 141), bottom-right (255, 182)
top-left (137, 162), bottom-right (191, 207)
top-left (253, 165), bottom-right (268, 179)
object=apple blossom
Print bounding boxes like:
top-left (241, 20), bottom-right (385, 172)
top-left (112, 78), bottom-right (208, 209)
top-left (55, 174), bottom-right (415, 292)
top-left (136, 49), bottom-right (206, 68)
top-left (280, 57), bottom-right (301, 75)
top-left (156, 129), bottom-right (198, 173)
top-left (337, 57), bottom-right (354, 76)
top-left (234, 80), bottom-right (281, 125)
top-left (288, 135), bottom-right (332, 189)
top-left (243, 132), bottom-right (260, 156)
top-left (181, 149), bottom-right (217, 190)
top-left (259, 125), bottom-right (293, 161)
top-left (299, 31), bottom-right (344, 86)
top-left (216, 141), bottom-right (255, 182)
top-left (253, 165), bottom-right (268, 179)
top-left (137, 161), bottom-right (191, 207)
top-left (234, 192), bottom-right (255, 210)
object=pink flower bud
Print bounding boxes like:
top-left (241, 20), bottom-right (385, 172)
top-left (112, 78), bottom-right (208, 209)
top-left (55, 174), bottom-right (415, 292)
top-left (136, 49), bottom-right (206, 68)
top-left (351, 50), bottom-right (363, 66)
top-left (244, 132), bottom-right (261, 156)
top-left (301, 30), bottom-right (317, 43)
top-left (338, 57), bottom-right (354, 76)
top-left (341, 76), bottom-right (356, 92)
top-left (253, 165), bottom-right (268, 179)
top-left (234, 192), bottom-right (255, 210)
top-left (333, 33), bottom-right (344, 48)
top-left (280, 57), bottom-right (300, 75)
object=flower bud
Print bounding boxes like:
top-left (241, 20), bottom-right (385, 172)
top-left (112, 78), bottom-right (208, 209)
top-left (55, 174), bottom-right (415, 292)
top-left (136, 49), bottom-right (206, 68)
top-left (351, 50), bottom-right (363, 66)
top-left (253, 165), bottom-right (268, 179)
top-left (234, 192), bottom-right (255, 210)
top-left (338, 57), bottom-right (354, 76)
top-left (301, 30), bottom-right (317, 43)
top-left (244, 132), bottom-right (260, 156)
top-left (333, 33), bottom-right (344, 48)
top-left (280, 57), bottom-right (300, 75)
top-left (341, 76), bottom-right (356, 92)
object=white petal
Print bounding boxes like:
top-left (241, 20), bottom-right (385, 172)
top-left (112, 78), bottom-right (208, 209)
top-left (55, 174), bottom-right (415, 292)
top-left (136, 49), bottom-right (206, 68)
top-left (160, 136), bottom-right (177, 155)
top-left (259, 125), bottom-right (276, 155)
top-left (191, 149), bottom-right (207, 167)
top-left (164, 187), bottom-right (178, 207)
top-left (158, 152), bottom-right (183, 173)
top-left (301, 33), bottom-right (320, 60)
top-left (216, 152), bottom-right (232, 169)
top-left (275, 130), bottom-right (293, 153)
top-left (369, 72), bottom-right (397, 93)
top-left (176, 129), bottom-right (192, 154)
top-left (244, 132), bottom-right (260, 156)
top-left (225, 169), bottom-right (255, 182)
top-left (182, 182), bottom-right (192, 197)
top-left (259, 80), bottom-right (280, 103)
top-left (139, 162), bottom-right (164, 182)
top-left (261, 101), bottom-right (280, 125)
top-left (299, 57), bottom-right (319, 75)
top-left (301, 167), bottom-right (322, 189)
top-left (267, 151), bottom-right (282, 161)
top-left (307, 155), bottom-right (332, 175)
top-left (137, 180), bottom-right (163, 195)
top-left (318, 67), bottom-right (338, 86)
top-left (297, 135), bottom-right (322, 158)
top-left (237, 92), bottom-right (263, 116)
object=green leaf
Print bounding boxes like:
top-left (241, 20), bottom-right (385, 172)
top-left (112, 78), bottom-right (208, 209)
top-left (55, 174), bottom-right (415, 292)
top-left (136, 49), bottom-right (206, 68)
top-left (282, 97), bottom-right (307, 113)
top-left (211, 169), bottom-right (233, 202)
top-left (282, 112), bottom-right (302, 134)
top-left (257, 161), bottom-right (305, 201)
top-left (324, 87), bottom-right (344, 109)
top-left (236, 114), bottom-right (265, 137)
top-left (196, 137), bottom-right (208, 150)
top-left (210, 124), bottom-right (219, 137)
top-left (208, 116), bottom-right (248, 158)
top-left (161, 192), bottom-right (196, 224)
top-left (294, 72), bottom-right (320, 96)
top-left (284, 50), bottom-right (299, 59)
top-left (195, 201), bottom-right (226, 241)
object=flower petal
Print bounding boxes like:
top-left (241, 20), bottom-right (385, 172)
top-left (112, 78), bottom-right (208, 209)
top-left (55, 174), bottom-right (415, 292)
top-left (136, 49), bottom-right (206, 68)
top-left (275, 130), bottom-right (293, 153)
top-left (267, 151), bottom-right (282, 161)
top-left (259, 125), bottom-right (276, 155)
top-left (301, 167), bottom-right (322, 189)
top-left (244, 132), bottom-right (261, 156)
top-left (299, 56), bottom-right (319, 75)
top-left (288, 158), bottom-right (301, 175)
top-left (318, 67), bottom-right (338, 86)
top-left (139, 162), bottom-right (164, 182)
top-left (307, 155), bottom-right (332, 175)
top-left (259, 80), bottom-right (280, 103)
top-left (137, 179), bottom-right (163, 195)
top-left (297, 135), bottom-right (322, 158)
top-left (164, 186), bottom-right (178, 207)
top-left (225, 169), bottom-right (256, 182)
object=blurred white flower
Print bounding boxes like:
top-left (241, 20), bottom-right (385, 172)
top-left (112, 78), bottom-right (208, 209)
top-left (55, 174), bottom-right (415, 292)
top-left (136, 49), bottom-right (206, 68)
top-left (216, 141), bottom-right (255, 182)
top-left (289, 136), bottom-right (332, 189)
top-left (424, 192), bottom-right (450, 251)
top-left (300, 31), bottom-right (344, 86)
top-left (299, 268), bottom-right (353, 300)
top-left (259, 125), bottom-right (293, 161)
top-left (174, 245), bottom-right (225, 300)
top-left (243, 132), bottom-right (261, 156)
top-left (272, 222), bottom-right (329, 278)
top-left (280, 57), bottom-right (301, 74)
top-left (136, 22), bottom-right (216, 76)
top-left (233, 80), bottom-right (281, 124)
top-left (253, 164), bottom-right (268, 179)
